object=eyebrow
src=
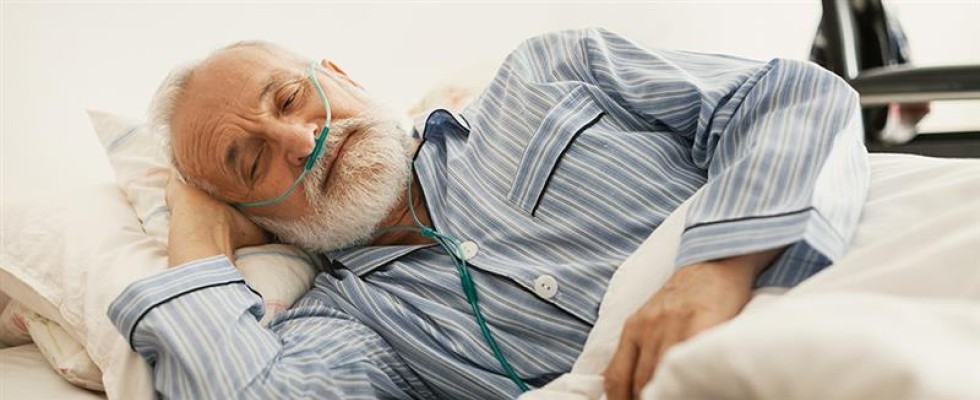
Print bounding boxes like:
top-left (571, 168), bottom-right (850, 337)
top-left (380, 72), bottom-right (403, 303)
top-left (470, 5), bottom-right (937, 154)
top-left (259, 78), bottom-right (278, 104)
top-left (259, 71), bottom-right (296, 104)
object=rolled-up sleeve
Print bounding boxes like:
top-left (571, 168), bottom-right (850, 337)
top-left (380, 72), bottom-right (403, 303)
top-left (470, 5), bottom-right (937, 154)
top-left (108, 256), bottom-right (418, 399)
top-left (672, 58), bottom-right (868, 287)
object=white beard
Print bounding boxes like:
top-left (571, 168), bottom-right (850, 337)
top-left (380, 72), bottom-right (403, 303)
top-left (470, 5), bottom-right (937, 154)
top-left (250, 105), bottom-right (413, 253)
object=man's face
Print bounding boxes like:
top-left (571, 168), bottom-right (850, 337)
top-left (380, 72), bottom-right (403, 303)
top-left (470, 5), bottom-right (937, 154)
top-left (170, 45), bottom-right (412, 252)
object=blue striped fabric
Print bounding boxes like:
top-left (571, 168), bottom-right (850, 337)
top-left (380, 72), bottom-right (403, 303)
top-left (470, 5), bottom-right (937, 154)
top-left (108, 28), bottom-right (868, 399)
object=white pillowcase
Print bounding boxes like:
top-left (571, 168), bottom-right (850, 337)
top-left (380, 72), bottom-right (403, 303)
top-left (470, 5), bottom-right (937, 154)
top-left (0, 301), bottom-right (33, 348)
top-left (0, 300), bottom-right (103, 389)
top-left (87, 109), bottom-right (320, 325)
top-left (0, 184), bottom-right (160, 399)
top-left (16, 301), bottom-right (105, 391)
top-left (0, 111), bottom-right (322, 399)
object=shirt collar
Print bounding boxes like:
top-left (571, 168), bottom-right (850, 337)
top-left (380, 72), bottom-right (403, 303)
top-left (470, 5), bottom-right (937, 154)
top-left (329, 244), bottom-right (436, 276)
top-left (413, 108), bottom-right (471, 138)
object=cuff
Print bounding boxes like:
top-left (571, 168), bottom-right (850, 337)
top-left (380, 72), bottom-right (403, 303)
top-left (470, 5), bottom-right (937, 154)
top-left (675, 207), bottom-right (843, 287)
top-left (107, 255), bottom-right (261, 350)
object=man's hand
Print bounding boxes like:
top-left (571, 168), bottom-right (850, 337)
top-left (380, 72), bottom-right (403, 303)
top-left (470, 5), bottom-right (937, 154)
top-left (166, 175), bottom-right (268, 267)
top-left (603, 248), bottom-right (783, 400)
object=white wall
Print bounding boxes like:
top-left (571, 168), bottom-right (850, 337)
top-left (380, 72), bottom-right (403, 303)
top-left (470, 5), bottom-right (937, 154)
top-left (2, 0), bottom-right (978, 196)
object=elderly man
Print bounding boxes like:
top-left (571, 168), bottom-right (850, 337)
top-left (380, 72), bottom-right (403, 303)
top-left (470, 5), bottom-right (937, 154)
top-left (108, 28), bottom-right (868, 399)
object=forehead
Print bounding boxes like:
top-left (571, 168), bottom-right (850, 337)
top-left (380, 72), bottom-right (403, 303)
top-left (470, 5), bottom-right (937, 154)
top-left (186, 46), bottom-right (302, 109)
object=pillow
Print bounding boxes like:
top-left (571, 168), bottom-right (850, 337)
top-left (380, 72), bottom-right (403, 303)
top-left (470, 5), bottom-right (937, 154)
top-left (0, 300), bottom-right (102, 389)
top-left (16, 301), bottom-right (105, 390)
top-left (87, 110), bottom-right (320, 325)
top-left (0, 291), bottom-right (11, 328)
top-left (521, 154), bottom-right (980, 400)
top-left (0, 300), bottom-right (33, 348)
top-left (88, 113), bottom-right (171, 244)
top-left (0, 111), bottom-right (320, 398)
top-left (0, 184), bottom-right (160, 399)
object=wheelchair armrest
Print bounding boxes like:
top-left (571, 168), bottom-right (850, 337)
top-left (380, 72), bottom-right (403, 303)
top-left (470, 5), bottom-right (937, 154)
top-left (849, 64), bottom-right (980, 105)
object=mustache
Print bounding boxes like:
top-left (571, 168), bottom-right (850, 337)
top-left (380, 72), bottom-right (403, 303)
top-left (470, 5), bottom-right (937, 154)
top-left (247, 106), bottom-right (412, 253)
top-left (305, 113), bottom-right (390, 195)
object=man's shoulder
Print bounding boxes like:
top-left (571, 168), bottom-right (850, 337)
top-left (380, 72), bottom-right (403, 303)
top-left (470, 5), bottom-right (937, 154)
top-left (491, 28), bottom-right (604, 82)
top-left (500, 28), bottom-right (636, 72)
top-left (517, 27), bottom-right (619, 47)
top-left (508, 27), bottom-right (609, 58)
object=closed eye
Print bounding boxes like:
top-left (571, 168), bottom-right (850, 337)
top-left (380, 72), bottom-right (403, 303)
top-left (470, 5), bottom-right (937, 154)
top-left (249, 145), bottom-right (265, 183)
top-left (282, 93), bottom-right (295, 112)
top-left (281, 86), bottom-right (301, 113)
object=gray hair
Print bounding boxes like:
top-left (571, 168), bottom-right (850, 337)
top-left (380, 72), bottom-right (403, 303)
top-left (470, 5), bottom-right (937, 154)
top-left (147, 41), bottom-right (306, 195)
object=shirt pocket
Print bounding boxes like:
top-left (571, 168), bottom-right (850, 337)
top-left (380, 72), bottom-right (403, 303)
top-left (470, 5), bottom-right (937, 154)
top-left (507, 86), bottom-right (604, 216)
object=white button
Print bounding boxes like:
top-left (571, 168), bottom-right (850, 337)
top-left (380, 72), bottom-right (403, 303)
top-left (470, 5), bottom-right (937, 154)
top-left (459, 241), bottom-right (479, 260)
top-left (533, 275), bottom-right (559, 299)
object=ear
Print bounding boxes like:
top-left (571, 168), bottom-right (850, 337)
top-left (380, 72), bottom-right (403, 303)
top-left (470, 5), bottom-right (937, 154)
top-left (319, 59), bottom-right (362, 89)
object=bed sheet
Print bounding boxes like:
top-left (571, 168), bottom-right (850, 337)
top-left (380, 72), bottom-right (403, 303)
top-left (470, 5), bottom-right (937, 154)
top-left (0, 344), bottom-right (106, 400)
top-left (522, 153), bottom-right (980, 400)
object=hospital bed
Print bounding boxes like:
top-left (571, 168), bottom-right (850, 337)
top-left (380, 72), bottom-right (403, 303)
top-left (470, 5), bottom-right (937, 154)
top-left (3, 7), bottom-right (979, 400)
top-left (4, 87), bottom-right (980, 400)
top-left (3, 133), bottom-right (978, 400)
top-left (817, 0), bottom-right (980, 157)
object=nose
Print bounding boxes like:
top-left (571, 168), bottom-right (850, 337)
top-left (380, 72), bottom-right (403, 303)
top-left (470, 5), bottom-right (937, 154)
top-left (274, 122), bottom-right (318, 168)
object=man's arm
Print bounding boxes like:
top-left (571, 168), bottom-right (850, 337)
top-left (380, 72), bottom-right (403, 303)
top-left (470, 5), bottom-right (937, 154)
top-left (569, 28), bottom-right (870, 285)
top-left (509, 29), bottom-right (868, 398)
top-left (106, 179), bottom-right (416, 398)
top-left (603, 247), bottom-right (784, 399)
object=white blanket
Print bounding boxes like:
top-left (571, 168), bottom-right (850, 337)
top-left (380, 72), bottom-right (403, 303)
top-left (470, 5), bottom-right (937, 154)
top-left (522, 154), bottom-right (980, 400)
